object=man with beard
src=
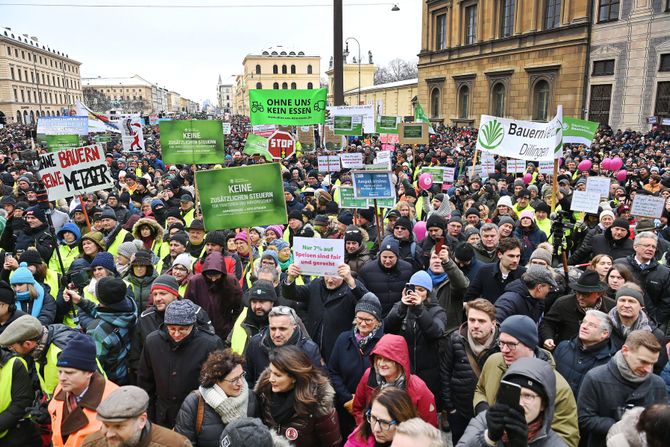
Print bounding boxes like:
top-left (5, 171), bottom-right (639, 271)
top-left (81, 386), bottom-right (190, 447)
top-left (228, 280), bottom-right (277, 355)
top-left (184, 251), bottom-right (243, 340)
top-left (98, 209), bottom-right (133, 257)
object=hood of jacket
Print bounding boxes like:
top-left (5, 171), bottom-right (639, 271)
top-left (202, 251), bottom-right (225, 274)
top-left (132, 217), bottom-right (164, 241)
top-left (502, 356), bottom-right (557, 435)
top-left (605, 226), bottom-right (630, 244)
top-left (370, 333), bottom-right (411, 380)
top-left (56, 222), bottom-right (82, 244)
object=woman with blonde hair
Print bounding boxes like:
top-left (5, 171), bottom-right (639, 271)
top-left (587, 254), bottom-right (613, 282)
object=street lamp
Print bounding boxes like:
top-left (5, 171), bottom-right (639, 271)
top-left (392, 4), bottom-right (400, 11)
top-left (345, 37), bottom-right (361, 105)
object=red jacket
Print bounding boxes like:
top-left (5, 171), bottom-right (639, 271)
top-left (351, 334), bottom-right (438, 427)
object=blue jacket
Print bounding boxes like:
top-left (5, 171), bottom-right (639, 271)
top-left (494, 278), bottom-right (543, 323)
top-left (463, 261), bottom-right (526, 304)
top-left (513, 222), bottom-right (548, 265)
top-left (554, 337), bottom-right (613, 396)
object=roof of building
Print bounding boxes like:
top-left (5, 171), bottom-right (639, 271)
top-left (345, 78), bottom-right (418, 94)
top-left (252, 45), bottom-right (317, 57)
top-left (82, 75), bottom-right (155, 88)
top-left (1, 27), bottom-right (79, 62)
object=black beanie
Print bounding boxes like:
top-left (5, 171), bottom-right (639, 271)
top-left (96, 277), bottom-right (128, 307)
top-left (394, 217), bottom-right (414, 231)
top-left (465, 207), bottom-right (480, 217)
top-left (426, 214), bottom-right (446, 230)
top-left (454, 243), bottom-right (475, 262)
top-left (0, 280), bottom-right (16, 305)
top-left (204, 230), bottom-right (226, 247)
top-left (288, 210), bottom-right (303, 222)
top-left (56, 333), bottom-right (97, 372)
top-left (612, 217), bottom-right (629, 230)
top-left (344, 225), bottom-right (364, 245)
top-left (169, 232), bottom-right (188, 247)
top-left (19, 249), bottom-right (43, 266)
top-left (504, 374), bottom-right (548, 404)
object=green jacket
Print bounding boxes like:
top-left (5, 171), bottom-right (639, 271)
top-left (473, 350), bottom-right (579, 447)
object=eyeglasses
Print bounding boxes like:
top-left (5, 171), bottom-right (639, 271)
top-left (520, 391), bottom-right (540, 403)
top-left (365, 410), bottom-right (397, 431)
top-left (498, 340), bottom-right (520, 351)
top-left (222, 371), bottom-right (246, 384)
top-left (261, 260), bottom-right (276, 266)
top-left (356, 316), bottom-right (376, 325)
top-left (172, 266), bottom-right (188, 272)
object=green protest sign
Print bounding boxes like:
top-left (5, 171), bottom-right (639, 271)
top-left (249, 89), bottom-right (327, 126)
top-left (334, 115), bottom-right (363, 136)
top-left (160, 120), bottom-right (225, 164)
top-left (376, 116), bottom-right (399, 134)
top-left (340, 186), bottom-right (369, 209)
top-left (94, 134), bottom-right (112, 143)
top-left (563, 117), bottom-right (599, 147)
top-left (243, 133), bottom-right (273, 161)
top-left (195, 163), bottom-right (287, 230)
top-left (421, 167), bottom-right (446, 184)
top-left (39, 134), bottom-right (81, 152)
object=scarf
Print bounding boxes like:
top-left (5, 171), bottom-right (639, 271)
top-left (467, 329), bottom-right (496, 357)
top-left (355, 325), bottom-right (380, 352)
top-left (376, 370), bottom-right (406, 391)
top-left (608, 308), bottom-right (652, 338)
top-left (427, 269), bottom-right (448, 287)
top-left (140, 235), bottom-right (154, 250)
top-left (502, 414), bottom-right (544, 446)
top-left (269, 388), bottom-right (296, 425)
top-left (17, 282), bottom-right (45, 319)
top-left (614, 350), bottom-right (648, 384)
top-left (278, 255), bottom-right (293, 272)
top-left (199, 382), bottom-right (249, 424)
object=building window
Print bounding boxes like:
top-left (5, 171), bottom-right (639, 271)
top-left (655, 82), bottom-right (670, 119)
top-left (13, 88), bottom-right (17, 102)
top-left (660, 54), bottom-right (670, 72)
top-left (307, 65), bottom-right (313, 74)
top-left (464, 5), bottom-right (477, 45)
top-left (20, 90), bottom-right (25, 102)
top-left (6, 46), bottom-right (10, 56)
top-left (273, 65), bottom-right (278, 74)
top-left (282, 65), bottom-right (287, 74)
top-left (501, 0), bottom-right (515, 38)
top-left (598, 0), bottom-right (619, 22)
top-left (430, 88), bottom-right (441, 118)
top-left (532, 80), bottom-right (550, 121)
top-left (593, 59), bottom-right (615, 76)
top-left (291, 82), bottom-right (297, 89)
top-left (589, 84), bottom-right (612, 125)
top-left (307, 82), bottom-right (313, 89)
top-left (291, 65), bottom-right (296, 74)
top-left (255, 64), bottom-right (262, 75)
top-left (458, 85), bottom-right (470, 118)
top-left (492, 83), bottom-right (506, 116)
top-left (10, 67), bottom-right (14, 80)
top-left (282, 82), bottom-right (288, 89)
top-left (544, 0), bottom-right (561, 29)
top-left (273, 82), bottom-right (279, 89)
top-left (436, 14), bottom-right (447, 50)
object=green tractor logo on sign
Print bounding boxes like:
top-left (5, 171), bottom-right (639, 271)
top-left (478, 119), bottom-right (505, 150)
top-left (251, 101), bottom-right (264, 113)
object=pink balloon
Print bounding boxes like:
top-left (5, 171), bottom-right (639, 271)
top-left (418, 173), bottom-right (433, 191)
top-left (578, 160), bottom-right (592, 172)
top-left (523, 173), bottom-right (532, 185)
top-left (601, 158), bottom-right (612, 170)
top-left (610, 157), bottom-right (623, 171)
top-left (616, 170), bottom-right (628, 182)
top-left (413, 221), bottom-right (427, 242)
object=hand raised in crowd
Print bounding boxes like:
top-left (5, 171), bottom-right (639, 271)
top-left (286, 263), bottom-right (301, 282)
top-left (401, 287), bottom-right (421, 307)
top-left (485, 403), bottom-right (508, 442)
top-left (62, 288), bottom-right (82, 305)
top-left (543, 338), bottom-right (556, 350)
top-left (437, 245), bottom-right (450, 264)
top-left (3, 254), bottom-right (18, 271)
top-left (337, 264), bottom-right (356, 288)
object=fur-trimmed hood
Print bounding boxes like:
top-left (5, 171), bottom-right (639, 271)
top-left (254, 368), bottom-right (336, 417)
top-left (132, 217), bottom-right (164, 241)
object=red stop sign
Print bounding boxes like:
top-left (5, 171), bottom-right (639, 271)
top-left (267, 130), bottom-right (295, 159)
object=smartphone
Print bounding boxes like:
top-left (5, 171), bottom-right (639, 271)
top-left (4, 252), bottom-right (12, 259)
top-left (435, 238), bottom-right (444, 253)
top-left (405, 283), bottom-right (416, 293)
top-left (496, 380), bottom-right (521, 407)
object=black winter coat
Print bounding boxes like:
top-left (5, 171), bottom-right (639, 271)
top-left (554, 337), bottom-right (613, 396)
top-left (464, 261), bottom-right (526, 304)
top-left (384, 297), bottom-right (447, 403)
top-left (618, 255), bottom-right (670, 329)
top-left (137, 327), bottom-right (224, 428)
top-left (282, 277), bottom-right (367, 362)
top-left (590, 228), bottom-right (634, 260)
top-left (539, 294), bottom-right (616, 345)
top-left (14, 223), bottom-right (55, 263)
top-left (568, 224), bottom-right (604, 265)
top-left (439, 324), bottom-right (499, 418)
top-left (357, 258), bottom-right (413, 317)
top-left (494, 278), bottom-right (543, 323)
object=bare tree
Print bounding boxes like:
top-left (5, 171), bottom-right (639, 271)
top-left (83, 88), bottom-right (111, 112)
top-left (374, 58), bottom-right (418, 85)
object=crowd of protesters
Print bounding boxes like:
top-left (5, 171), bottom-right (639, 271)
top-left (0, 116), bottom-right (670, 447)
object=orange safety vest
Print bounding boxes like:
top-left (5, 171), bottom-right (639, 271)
top-left (48, 379), bottom-right (118, 447)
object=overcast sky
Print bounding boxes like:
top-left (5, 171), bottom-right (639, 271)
top-left (2, 0), bottom-right (421, 104)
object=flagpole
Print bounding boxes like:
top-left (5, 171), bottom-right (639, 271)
top-left (552, 160), bottom-right (558, 212)
top-left (471, 149), bottom-right (478, 178)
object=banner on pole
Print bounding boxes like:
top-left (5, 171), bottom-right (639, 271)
top-left (323, 125), bottom-right (345, 151)
top-left (340, 186), bottom-right (370, 209)
top-left (631, 195), bottom-right (665, 218)
top-left (293, 237), bottom-right (345, 277)
top-left (570, 190), bottom-right (600, 214)
top-left (376, 116), bottom-right (400, 134)
top-left (119, 115), bottom-right (145, 152)
top-left (160, 120), bottom-right (225, 164)
top-left (38, 144), bottom-right (113, 201)
top-left (586, 176), bottom-right (611, 199)
top-left (538, 160), bottom-right (554, 174)
top-left (222, 123), bottom-right (232, 135)
top-left (333, 115), bottom-right (362, 136)
top-left (329, 104), bottom-right (375, 134)
top-left (249, 88), bottom-right (327, 125)
top-left (196, 163), bottom-right (287, 230)
top-left (563, 117), bottom-right (599, 147)
top-left (399, 123), bottom-right (429, 144)
top-left (296, 126), bottom-right (316, 152)
top-left (37, 116), bottom-right (88, 136)
top-left (243, 133), bottom-right (272, 161)
top-left (476, 109), bottom-right (563, 162)
top-left (340, 152), bottom-right (364, 169)
top-left (75, 100), bottom-right (120, 133)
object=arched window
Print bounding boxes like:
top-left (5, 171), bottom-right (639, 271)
top-left (430, 88), bottom-right (440, 118)
top-left (273, 82), bottom-right (279, 89)
top-left (307, 82), bottom-right (313, 89)
top-left (492, 83), bottom-right (506, 117)
top-left (291, 82), bottom-right (297, 89)
top-left (458, 85), bottom-right (470, 119)
top-left (255, 64), bottom-right (261, 74)
top-left (282, 82), bottom-right (288, 89)
top-left (29, 110), bottom-right (35, 124)
top-left (273, 65), bottom-right (278, 74)
top-left (291, 65), bottom-right (296, 74)
top-left (256, 82), bottom-right (262, 89)
top-left (308, 65), bottom-right (313, 74)
top-left (16, 110), bottom-right (22, 124)
top-left (532, 80), bottom-right (550, 121)
top-left (282, 65), bottom-right (287, 74)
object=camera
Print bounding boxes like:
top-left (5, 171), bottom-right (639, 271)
top-left (62, 269), bottom-right (91, 291)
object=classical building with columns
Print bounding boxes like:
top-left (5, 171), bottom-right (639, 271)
top-left (586, 0), bottom-right (670, 130)
top-left (417, 0), bottom-right (590, 126)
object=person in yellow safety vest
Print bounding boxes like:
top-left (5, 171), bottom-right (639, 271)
top-left (78, 231), bottom-right (107, 264)
top-left (227, 280), bottom-right (277, 355)
top-left (59, 259), bottom-right (96, 329)
top-left (511, 188), bottom-right (535, 217)
top-left (131, 218), bottom-right (166, 261)
top-left (98, 209), bottom-right (133, 257)
top-left (115, 240), bottom-right (143, 277)
top-left (0, 348), bottom-right (41, 446)
top-left (49, 223), bottom-right (82, 275)
top-left (534, 202), bottom-right (552, 239)
top-left (5, 249), bottom-right (60, 317)
top-left (48, 333), bottom-right (118, 447)
top-left (185, 219), bottom-right (206, 258)
top-left (178, 194), bottom-right (196, 227)
top-left (156, 233), bottom-right (189, 275)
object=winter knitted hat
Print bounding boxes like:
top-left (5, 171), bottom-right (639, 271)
top-left (164, 299), bottom-right (197, 325)
top-left (151, 275), bottom-right (180, 297)
top-left (10, 262), bottom-right (35, 285)
top-left (91, 252), bottom-right (118, 276)
top-left (355, 293), bottom-right (382, 322)
top-left (57, 333), bottom-right (97, 372)
top-left (500, 315), bottom-right (539, 349)
top-left (96, 277), bottom-right (127, 307)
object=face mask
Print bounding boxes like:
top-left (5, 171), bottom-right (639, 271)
top-left (16, 290), bottom-right (30, 301)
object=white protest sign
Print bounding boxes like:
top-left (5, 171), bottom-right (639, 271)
top-left (480, 152), bottom-right (496, 175)
top-left (586, 177), bottom-right (611, 198)
top-left (374, 151), bottom-right (392, 170)
top-left (476, 107), bottom-right (563, 162)
top-left (340, 152), bottom-right (365, 169)
top-left (506, 160), bottom-right (525, 174)
top-left (570, 190), bottom-right (600, 214)
top-left (318, 155), bottom-right (341, 173)
top-left (631, 195), bottom-right (666, 218)
top-left (38, 144), bottom-right (113, 201)
top-left (293, 237), bottom-right (345, 277)
top-left (119, 115), bottom-right (145, 152)
top-left (222, 123), bottom-right (231, 135)
top-left (443, 167), bottom-right (456, 183)
top-left (539, 161), bottom-right (554, 175)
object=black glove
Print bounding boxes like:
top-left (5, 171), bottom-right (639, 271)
top-left (420, 189), bottom-right (429, 197)
top-left (503, 407), bottom-right (528, 447)
top-left (26, 391), bottom-right (50, 425)
top-left (485, 403), bottom-right (508, 442)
